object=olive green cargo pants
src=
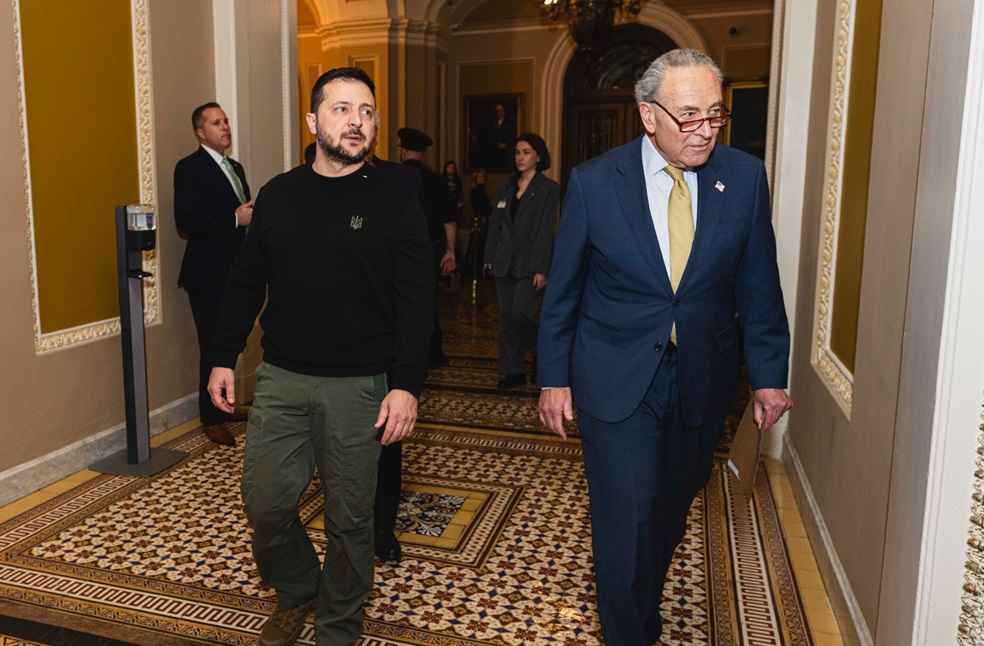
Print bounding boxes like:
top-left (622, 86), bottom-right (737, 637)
top-left (241, 362), bottom-right (386, 645)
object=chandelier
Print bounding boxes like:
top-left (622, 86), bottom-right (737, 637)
top-left (541, 0), bottom-right (643, 53)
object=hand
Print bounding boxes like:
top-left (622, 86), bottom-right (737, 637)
top-left (532, 273), bottom-right (547, 290)
top-left (235, 201), bottom-right (254, 226)
top-left (753, 388), bottom-right (793, 433)
top-left (538, 387), bottom-right (574, 440)
top-left (207, 367), bottom-right (237, 414)
top-left (483, 263), bottom-right (493, 276)
top-left (441, 251), bottom-right (457, 274)
top-left (374, 389), bottom-right (418, 446)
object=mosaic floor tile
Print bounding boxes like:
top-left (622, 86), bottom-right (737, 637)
top-left (0, 282), bottom-right (805, 645)
top-left (0, 424), bottom-right (810, 645)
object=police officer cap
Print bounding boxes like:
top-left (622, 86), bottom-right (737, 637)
top-left (398, 127), bottom-right (433, 152)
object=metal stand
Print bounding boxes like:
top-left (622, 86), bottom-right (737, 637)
top-left (91, 206), bottom-right (185, 477)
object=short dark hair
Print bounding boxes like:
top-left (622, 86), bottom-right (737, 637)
top-left (514, 132), bottom-right (551, 172)
top-left (304, 142), bottom-right (316, 165)
top-left (310, 67), bottom-right (376, 114)
top-left (191, 101), bottom-right (221, 130)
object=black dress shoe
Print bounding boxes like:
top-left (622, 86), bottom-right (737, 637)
top-left (497, 373), bottom-right (527, 389)
top-left (375, 533), bottom-right (402, 564)
top-left (202, 424), bottom-right (236, 446)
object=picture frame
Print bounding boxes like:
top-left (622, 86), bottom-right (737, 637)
top-left (464, 93), bottom-right (523, 172)
top-left (722, 81), bottom-right (769, 160)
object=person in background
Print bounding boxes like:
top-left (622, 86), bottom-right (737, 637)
top-left (468, 168), bottom-right (492, 277)
top-left (174, 101), bottom-right (252, 447)
top-left (483, 133), bottom-right (559, 389)
top-left (368, 151), bottom-right (427, 566)
top-left (398, 127), bottom-right (456, 367)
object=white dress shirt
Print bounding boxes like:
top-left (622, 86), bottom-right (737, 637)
top-left (202, 144), bottom-right (244, 227)
top-left (639, 135), bottom-right (699, 278)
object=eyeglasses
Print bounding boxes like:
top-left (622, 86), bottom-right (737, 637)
top-left (649, 101), bottom-right (730, 133)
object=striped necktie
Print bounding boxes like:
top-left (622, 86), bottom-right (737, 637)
top-left (222, 157), bottom-right (246, 204)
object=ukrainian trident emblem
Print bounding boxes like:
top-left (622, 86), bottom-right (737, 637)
top-left (350, 215), bottom-right (364, 230)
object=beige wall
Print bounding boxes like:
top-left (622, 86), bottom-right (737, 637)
top-left (0, 0), bottom-right (216, 474)
top-left (786, 0), bottom-right (937, 638)
top-left (691, 13), bottom-right (773, 80)
top-left (874, 0), bottom-right (975, 641)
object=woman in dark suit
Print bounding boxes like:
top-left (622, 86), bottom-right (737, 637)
top-left (483, 133), bottom-right (560, 388)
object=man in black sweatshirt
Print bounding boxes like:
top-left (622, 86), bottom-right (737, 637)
top-left (207, 67), bottom-right (433, 646)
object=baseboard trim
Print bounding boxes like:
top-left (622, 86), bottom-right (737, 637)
top-left (783, 438), bottom-right (875, 646)
top-left (0, 393), bottom-right (198, 507)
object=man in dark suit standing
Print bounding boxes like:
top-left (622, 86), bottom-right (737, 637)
top-left (367, 152), bottom-right (426, 565)
top-left (174, 102), bottom-right (252, 446)
top-left (366, 129), bottom-right (456, 565)
top-left (397, 127), bottom-right (456, 366)
top-left (538, 49), bottom-right (793, 645)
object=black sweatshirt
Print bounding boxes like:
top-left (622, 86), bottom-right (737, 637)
top-left (210, 162), bottom-right (434, 396)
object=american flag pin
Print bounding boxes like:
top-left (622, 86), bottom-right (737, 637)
top-left (715, 181), bottom-right (725, 192)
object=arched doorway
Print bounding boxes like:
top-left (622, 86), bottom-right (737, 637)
top-left (561, 24), bottom-right (677, 184)
top-left (563, 24), bottom-right (677, 183)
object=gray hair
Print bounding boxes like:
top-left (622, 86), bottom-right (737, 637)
top-left (634, 49), bottom-right (723, 104)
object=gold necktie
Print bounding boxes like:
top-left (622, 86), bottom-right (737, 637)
top-left (665, 165), bottom-right (694, 344)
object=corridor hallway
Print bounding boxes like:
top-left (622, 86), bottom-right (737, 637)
top-left (0, 281), bottom-right (842, 645)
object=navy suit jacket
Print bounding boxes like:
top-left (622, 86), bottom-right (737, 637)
top-left (174, 147), bottom-right (250, 291)
top-left (537, 137), bottom-right (790, 426)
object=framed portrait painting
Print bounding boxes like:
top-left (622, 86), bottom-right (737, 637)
top-left (722, 81), bottom-right (769, 160)
top-left (464, 93), bottom-right (523, 172)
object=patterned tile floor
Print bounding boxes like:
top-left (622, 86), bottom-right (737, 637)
top-left (0, 281), bottom-right (845, 645)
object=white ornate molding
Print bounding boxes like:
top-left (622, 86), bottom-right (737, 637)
top-left (319, 16), bottom-right (445, 51)
top-left (633, 4), bottom-right (709, 52)
top-left (810, 0), bottom-right (855, 418)
top-left (12, 0), bottom-right (160, 356)
top-left (451, 17), bottom-right (557, 37)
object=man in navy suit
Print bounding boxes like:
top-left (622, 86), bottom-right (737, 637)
top-left (538, 49), bottom-right (793, 644)
top-left (174, 102), bottom-right (252, 446)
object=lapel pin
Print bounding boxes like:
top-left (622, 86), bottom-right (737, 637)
top-left (715, 181), bottom-right (725, 192)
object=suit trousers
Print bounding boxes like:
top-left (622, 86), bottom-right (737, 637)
top-left (374, 441), bottom-right (402, 542)
top-left (241, 363), bottom-right (385, 646)
top-left (186, 286), bottom-right (230, 426)
top-left (578, 346), bottom-right (721, 646)
top-left (494, 276), bottom-right (539, 377)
